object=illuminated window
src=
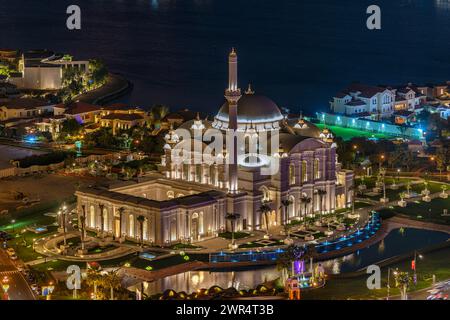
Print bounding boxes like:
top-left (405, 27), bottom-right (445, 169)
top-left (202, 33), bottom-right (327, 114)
top-left (314, 158), bottom-right (321, 180)
top-left (301, 161), bottom-right (308, 183)
top-left (129, 215), bottom-right (134, 237)
top-left (289, 164), bottom-right (296, 185)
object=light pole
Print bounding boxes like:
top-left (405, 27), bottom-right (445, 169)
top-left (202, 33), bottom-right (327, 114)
top-left (2, 276), bottom-right (9, 300)
top-left (59, 203), bottom-right (67, 247)
top-left (413, 250), bottom-right (423, 286)
top-left (11, 220), bottom-right (15, 233)
top-left (386, 268), bottom-right (397, 300)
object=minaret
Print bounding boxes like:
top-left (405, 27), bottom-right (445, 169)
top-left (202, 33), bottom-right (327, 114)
top-left (225, 48), bottom-right (242, 193)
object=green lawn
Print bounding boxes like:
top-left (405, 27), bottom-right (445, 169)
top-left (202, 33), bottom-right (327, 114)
top-left (315, 124), bottom-right (397, 141)
top-left (302, 247), bottom-right (450, 300)
top-left (363, 181), bottom-right (445, 202)
top-left (380, 197), bottom-right (450, 225)
top-left (239, 239), bottom-right (285, 249)
top-left (218, 232), bottom-right (250, 240)
top-left (7, 226), bottom-right (58, 262)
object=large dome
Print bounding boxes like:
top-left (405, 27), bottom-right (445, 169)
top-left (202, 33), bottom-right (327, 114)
top-left (215, 94), bottom-right (284, 124)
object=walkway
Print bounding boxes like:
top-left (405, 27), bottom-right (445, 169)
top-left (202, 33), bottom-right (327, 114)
top-left (75, 73), bottom-right (132, 105)
top-left (31, 231), bottom-right (138, 263)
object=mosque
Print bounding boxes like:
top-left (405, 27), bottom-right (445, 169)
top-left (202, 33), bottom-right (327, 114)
top-left (75, 50), bottom-right (354, 246)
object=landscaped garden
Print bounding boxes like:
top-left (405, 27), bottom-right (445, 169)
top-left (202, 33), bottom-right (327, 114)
top-left (379, 197), bottom-right (450, 225)
top-left (218, 231), bottom-right (250, 240)
top-left (301, 246), bottom-right (450, 300)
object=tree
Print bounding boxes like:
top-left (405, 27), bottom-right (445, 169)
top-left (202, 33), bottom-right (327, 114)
top-left (259, 202), bottom-right (272, 236)
top-left (225, 213), bottom-right (240, 248)
top-left (89, 59), bottom-right (108, 86)
top-left (61, 118), bottom-right (82, 136)
top-left (279, 198), bottom-right (292, 236)
top-left (300, 195), bottom-right (311, 228)
top-left (394, 270), bottom-right (411, 300)
top-left (150, 104), bottom-right (169, 122)
top-left (101, 269), bottom-right (122, 300)
top-left (435, 148), bottom-right (447, 180)
top-left (316, 189), bottom-right (327, 223)
top-left (137, 215), bottom-right (146, 246)
top-left (86, 266), bottom-right (103, 300)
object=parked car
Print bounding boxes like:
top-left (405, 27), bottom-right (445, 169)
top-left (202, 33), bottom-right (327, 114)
top-left (10, 254), bottom-right (18, 260)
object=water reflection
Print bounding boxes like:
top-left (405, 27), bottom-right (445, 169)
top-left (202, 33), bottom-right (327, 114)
top-left (130, 228), bottom-right (449, 295)
top-left (132, 267), bottom-right (280, 296)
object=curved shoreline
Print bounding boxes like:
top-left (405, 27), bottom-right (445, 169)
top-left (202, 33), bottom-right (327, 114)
top-left (76, 73), bottom-right (133, 105)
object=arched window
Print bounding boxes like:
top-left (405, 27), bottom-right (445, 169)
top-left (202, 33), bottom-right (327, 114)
top-left (143, 218), bottom-right (148, 240)
top-left (289, 164), bottom-right (295, 185)
top-left (301, 160), bottom-right (308, 183)
top-left (183, 164), bottom-right (189, 180)
top-left (314, 158), bottom-right (321, 180)
top-left (261, 186), bottom-right (270, 202)
top-left (129, 215), bottom-right (134, 237)
top-left (210, 166), bottom-right (216, 186)
top-left (102, 208), bottom-right (108, 231)
top-left (288, 195), bottom-right (295, 218)
top-left (199, 212), bottom-right (204, 234)
top-left (89, 205), bottom-right (95, 228)
top-left (195, 165), bottom-right (201, 183)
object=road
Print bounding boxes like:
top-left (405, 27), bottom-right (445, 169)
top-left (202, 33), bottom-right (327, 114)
top-left (0, 249), bottom-right (35, 300)
top-left (406, 279), bottom-right (450, 300)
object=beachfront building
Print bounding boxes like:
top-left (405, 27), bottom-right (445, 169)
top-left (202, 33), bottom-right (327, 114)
top-left (330, 83), bottom-right (429, 120)
top-left (99, 104), bottom-right (148, 135)
top-left (76, 50), bottom-right (354, 246)
top-left (8, 50), bottom-right (89, 90)
top-left (0, 98), bottom-right (54, 121)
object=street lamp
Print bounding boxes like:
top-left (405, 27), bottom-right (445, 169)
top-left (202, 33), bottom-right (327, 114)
top-left (413, 250), bottom-right (423, 286)
top-left (386, 268), bottom-right (398, 300)
top-left (2, 276), bottom-right (9, 300)
top-left (11, 220), bottom-right (15, 233)
top-left (396, 168), bottom-right (400, 182)
top-left (58, 203), bottom-right (67, 247)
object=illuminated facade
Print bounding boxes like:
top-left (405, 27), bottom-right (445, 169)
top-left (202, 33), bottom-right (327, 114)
top-left (76, 50), bottom-right (353, 246)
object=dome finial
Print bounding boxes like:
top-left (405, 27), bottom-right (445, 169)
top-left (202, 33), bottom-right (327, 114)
top-left (230, 47), bottom-right (237, 56)
top-left (245, 83), bottom-right (255, 95)
top-left (196, 112), bottom-right (200, 121)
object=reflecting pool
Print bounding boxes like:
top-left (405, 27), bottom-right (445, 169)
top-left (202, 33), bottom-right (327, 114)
top-left (130, 228), bottom-right (449, 296)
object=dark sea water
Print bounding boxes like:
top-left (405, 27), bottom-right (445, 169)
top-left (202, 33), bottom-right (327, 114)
top-left (2, 0), bottom-right (450, 115)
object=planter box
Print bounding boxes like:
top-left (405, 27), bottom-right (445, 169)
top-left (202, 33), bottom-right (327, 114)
top-left (398, 200), bottom-right (407, 207)
top-left (380, 197), bottom-right (389, 203)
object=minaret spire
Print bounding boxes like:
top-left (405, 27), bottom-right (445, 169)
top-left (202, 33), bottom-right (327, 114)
top-left (224, 48), bottom-right (242, 194)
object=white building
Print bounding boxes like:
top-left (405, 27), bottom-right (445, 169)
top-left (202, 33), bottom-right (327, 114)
top-left (330, 83), bottom-right (427, 120)
top-left (9, 50), bottom-right (89, 90)
top-left (76, 50), bottom-right (354, 246)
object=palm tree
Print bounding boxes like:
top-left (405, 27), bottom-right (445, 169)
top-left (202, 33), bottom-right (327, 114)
top-left (102, 269), bottom-right (122, 300)
top-left (137, 215), bottom-right (146, 247)
top-left (79, 205), bottom-right (86, 251)
top-left (259, 202), bottom-right (272, 236)
top-left (225, 213), bottom-right (240, 247)
top-left (98, 204), bottom-right (105, 237)
top-left (394, 269), bottom-right (411, 300)
top-left (117, 207), bottom-right (125, 240)
top-left (348, 185), bottom-right (356, 215)
top-left (300, 195), bottom-right (311, 228)
top-left (316, 189), bottom-right (327, 223)
top-left (86, 266), bottom-right (103, 300)
top-left (279, 198), bottom-right (293, 235)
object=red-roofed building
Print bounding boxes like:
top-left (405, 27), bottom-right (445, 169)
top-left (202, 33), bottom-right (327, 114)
top-left (56, 101), bottom-right (102, 124)
top-left (330, 83), bottom-right (395, 120)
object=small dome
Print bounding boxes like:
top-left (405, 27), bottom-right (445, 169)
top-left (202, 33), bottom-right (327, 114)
top-left (215, 94), bottom-right (284, 124)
